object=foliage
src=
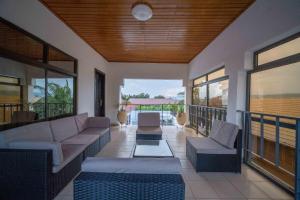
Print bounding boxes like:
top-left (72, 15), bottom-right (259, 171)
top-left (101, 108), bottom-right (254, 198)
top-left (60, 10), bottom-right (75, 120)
top-left (154, 95), bottom-right (165, 99)
top-left (35, 80), bottom-right (73, 104)
top-left (121, 93), bottom-right (150, 100)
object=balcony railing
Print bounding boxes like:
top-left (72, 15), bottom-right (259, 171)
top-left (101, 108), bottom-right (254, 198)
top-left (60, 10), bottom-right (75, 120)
top-left (188, 105), bottom-right (227, 136)
top-left (119, 104), bottom-right (185, 126)
top-left (189, 106), bottom-right (300, 196)
top-left (0, 103), bottom-right (73, 125)
top-left (237, 110), bottom-right (300, 195)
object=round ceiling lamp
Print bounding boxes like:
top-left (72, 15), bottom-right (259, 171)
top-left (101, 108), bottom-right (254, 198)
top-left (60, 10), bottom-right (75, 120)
top-left (131, 2), bottom-right (153, 21)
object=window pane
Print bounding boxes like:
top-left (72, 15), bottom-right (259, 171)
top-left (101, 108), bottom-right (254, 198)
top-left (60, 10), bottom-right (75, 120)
top-left (208, 80), bottom-right (228, 108)
top-left (47, 71), bottom-right (74, 118)
top-left (250, 61), bottom-right (300, 117)
top-left (208, 68), bottom-right (225, 81)
top-left (48, 47), bottom-right (75, 73)
top-left (257, 36), bottom-right (300, 65)
top-left (0, 21), bottom-right (43, 61)
top-left (192, 86), bottom-right (207, 105)
top-left (193, 76), bottom-right (206, 85)
top-left (0, 76), bottom-right (19, 84)
top-left (0, 57), bottom-right (45, 125)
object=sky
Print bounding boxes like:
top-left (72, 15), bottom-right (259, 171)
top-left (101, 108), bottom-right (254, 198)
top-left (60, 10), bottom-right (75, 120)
top-left (121, 79), bottom-right (185, 98)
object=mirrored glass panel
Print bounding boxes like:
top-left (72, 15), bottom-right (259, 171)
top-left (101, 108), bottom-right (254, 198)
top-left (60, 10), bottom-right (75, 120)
top-left (192, 85), bottom-right (207, 105)
top-left (208, 79), bottom-right (228, 108)
top-left (257, 36), bottom-right (300, 66)
top-left (193, 76), bottom-right (206, 85)
top-left (47, 71), bottom-right (74, 118)
top-left (250, 61), bottom-right (300, 116)
top-left (48, 47), bottom-right (75, 73)
top-left (0, 21), bottom-right (44, 61)
top-left (207, 68), bottom-right (225, 81)
top-left (0, 57), bottom-right (45, 126)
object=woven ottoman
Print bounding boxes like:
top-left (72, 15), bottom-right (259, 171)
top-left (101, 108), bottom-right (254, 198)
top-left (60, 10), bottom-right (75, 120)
top-left (74, 157), bottom-right (185, 200)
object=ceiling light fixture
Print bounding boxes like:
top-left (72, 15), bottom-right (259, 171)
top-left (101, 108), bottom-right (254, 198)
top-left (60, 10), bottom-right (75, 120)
top-left (131, 2), bottom-right (153, 21)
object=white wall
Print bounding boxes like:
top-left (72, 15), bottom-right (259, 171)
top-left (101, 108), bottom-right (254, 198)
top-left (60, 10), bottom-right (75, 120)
top-left (107, 62), bottom-right (189, 124)
top-left (0, 0), bottom-right (110, 116)
top-left (188, 0), bottom-right (300, 124)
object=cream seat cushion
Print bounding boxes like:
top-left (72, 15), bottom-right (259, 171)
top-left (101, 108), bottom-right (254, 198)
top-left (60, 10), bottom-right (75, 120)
top-left (82, 157), bottom-right (182, 174)
top-left (187, 137), bottom-right (236, 154)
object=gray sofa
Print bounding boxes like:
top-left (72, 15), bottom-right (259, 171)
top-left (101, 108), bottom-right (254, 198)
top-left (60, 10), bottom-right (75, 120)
top-left (186, 120), bottom-right (242, 172)
top-left (0, 113), bottom-right (111, 200)
top-left (136, 112), bottom-right (162, 140)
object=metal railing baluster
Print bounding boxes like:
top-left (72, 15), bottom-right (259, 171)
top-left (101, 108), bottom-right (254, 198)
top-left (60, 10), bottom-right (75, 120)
top-left (260, 114), bottom-right (265, 158)
top-left (275, 116), bottom-right (280, 167)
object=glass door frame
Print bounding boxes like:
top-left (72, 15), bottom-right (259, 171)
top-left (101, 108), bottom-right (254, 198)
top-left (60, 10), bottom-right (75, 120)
top-left (245, 32), bottom-right (300, 194)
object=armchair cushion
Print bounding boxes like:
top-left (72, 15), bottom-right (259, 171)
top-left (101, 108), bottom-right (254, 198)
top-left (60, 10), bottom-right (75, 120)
top-left (8, 141), bottom-right (64, 166)
top-left (81, 157), bottom-right (181, 174)
top-left (186, 137), bottom-right (236, 154)
top-left (75, 113), bottom-right (88, 132)
top-left (87, 117), bottom-right (110, 129)
top-left (138, 112), bottom-right (160, 127)
top-left (136, 126), bottom-right (162, 135)
top-left (209, 120), bottom-right (239, 149)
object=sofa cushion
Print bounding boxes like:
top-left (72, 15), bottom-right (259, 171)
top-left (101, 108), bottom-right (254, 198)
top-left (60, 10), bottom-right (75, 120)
top-left (82, 157), bottom-right (181, 174)
top-left (52, 144), bottom-right (86, 173)
top-left (138, 112), bottom-right (160, 127)
top-left (0, 121), bottom-right (53, 148)
top-left (50, 116), bottom-right (79, 142)
top-left (136, 126), bottom-right (162, 135)
top-left (8, 141), bottom-right (63, 166)
top-left (62, 134), bottom-right (100, 145)
top-left (80, 128), bottom-right (109, 137)
top-left (210, 121), bottom-right (239, 149)
top-left (75, 113), bottom-right (88, 132)
top-left (186, 137), bottom-right (236, 154)
top-left (86, 117), bottom-right (110, 129)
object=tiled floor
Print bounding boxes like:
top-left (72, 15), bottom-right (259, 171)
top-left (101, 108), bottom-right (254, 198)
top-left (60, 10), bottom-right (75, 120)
top-left (55, 126), bottom-right (293, 200)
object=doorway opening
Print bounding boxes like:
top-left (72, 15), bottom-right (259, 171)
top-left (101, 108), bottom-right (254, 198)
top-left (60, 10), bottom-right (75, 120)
top-left (94, 69), bottom-right (105, 117)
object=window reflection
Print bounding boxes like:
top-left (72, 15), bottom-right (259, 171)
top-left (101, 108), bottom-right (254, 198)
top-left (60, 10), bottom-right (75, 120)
top-left (257, 37), bottom-right (300, 66)
top-left (0, 57), bottom-right (45, 125)
top-left (208, 80), bottom-right (228, 108)
top-left (250, 62), bottom-right (300, 117)
top-left (192, 86), bottom-right (207, 105)
top-left (47, 71), bottom-right (74, 118)
top-left (0, 21), bottom-right (43, 61)
top-left (48, 47), bottom-right (75, 73)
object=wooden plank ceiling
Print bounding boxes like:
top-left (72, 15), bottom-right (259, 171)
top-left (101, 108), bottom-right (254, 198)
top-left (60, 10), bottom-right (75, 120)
top-left (41, 0), bottom-right (253, 63)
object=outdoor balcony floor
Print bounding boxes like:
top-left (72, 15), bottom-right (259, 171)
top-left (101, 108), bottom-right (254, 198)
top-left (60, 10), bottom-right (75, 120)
top-left (55, 126), bottom-right (293, 200)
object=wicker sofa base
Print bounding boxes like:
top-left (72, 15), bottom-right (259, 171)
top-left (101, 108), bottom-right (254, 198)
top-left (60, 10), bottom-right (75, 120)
top-left (136, 134), bottom-right (162, 140)
top-left (74, 172), bottom-right (185, 200)
top-left (186, 130), bottom-right (242, 173)
top-left (0, 131), bottom-right (111, 200)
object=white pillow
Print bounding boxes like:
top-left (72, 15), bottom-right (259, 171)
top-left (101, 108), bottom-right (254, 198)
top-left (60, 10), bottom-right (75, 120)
top-left (8, 141), bottom-right (64, 166)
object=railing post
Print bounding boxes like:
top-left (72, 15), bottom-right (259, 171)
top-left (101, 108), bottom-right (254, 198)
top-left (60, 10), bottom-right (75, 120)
top-left (295, 119), bottom-right (300, 200)
top-left (161, 104), bottom-right (164, 126)
top-left (275, 116), bottom-right (280, 167)
top-left (196, 106), bottom-right (199, 134)
top-left (260, 114), bottom-right (264, 158)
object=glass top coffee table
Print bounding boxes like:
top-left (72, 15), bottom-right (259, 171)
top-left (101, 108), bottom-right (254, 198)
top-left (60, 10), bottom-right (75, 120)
top-left (132, 140), bottom-right (174, 158)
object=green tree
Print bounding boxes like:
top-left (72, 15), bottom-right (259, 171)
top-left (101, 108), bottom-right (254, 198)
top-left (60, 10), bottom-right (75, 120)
top-left (154, 95), bottom-right (165, 99)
